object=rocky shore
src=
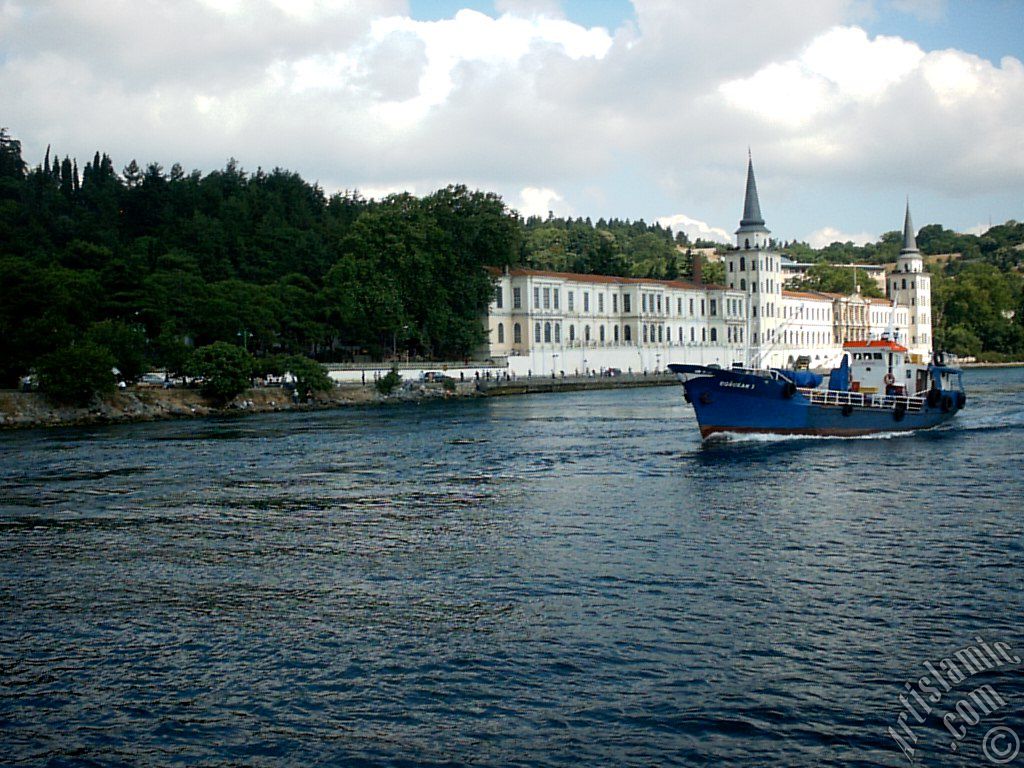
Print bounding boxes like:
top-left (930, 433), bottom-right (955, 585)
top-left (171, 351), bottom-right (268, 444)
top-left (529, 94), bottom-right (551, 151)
top-left (0, 381), bottom-right (480, 431)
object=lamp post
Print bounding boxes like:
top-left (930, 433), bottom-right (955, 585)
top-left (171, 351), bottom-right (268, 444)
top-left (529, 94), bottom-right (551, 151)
top-left (583, 356), bottom-right (588, 376)
top-left (655, 352), bottom-right (661, 373)
top-left (237, 328), bottom-right (250, 352)
top-left (552, 352), bottom-right (559, 378)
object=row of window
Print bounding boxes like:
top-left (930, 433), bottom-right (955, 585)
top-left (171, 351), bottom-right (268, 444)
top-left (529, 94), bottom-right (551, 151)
top-left (496, 321), bottom-right (893, 350)
top-left (495, 322), bottom-right (750, 346)
top-left (892, 277), bottom-right (928, 294)
top-left (496, 284), bottom-right (741, 318)
top-left (729, 256), bottom-right (779, 272)
top-left (728, 278), bottom-right (778, 293)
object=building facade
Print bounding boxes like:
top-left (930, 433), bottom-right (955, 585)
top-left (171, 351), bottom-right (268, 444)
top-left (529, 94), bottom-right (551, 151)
top-left (483, 158), bottom-right (930, 374)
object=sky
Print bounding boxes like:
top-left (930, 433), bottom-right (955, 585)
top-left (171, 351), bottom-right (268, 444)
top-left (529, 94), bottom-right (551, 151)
top-left (1, 0), bottom-right (1022, 248)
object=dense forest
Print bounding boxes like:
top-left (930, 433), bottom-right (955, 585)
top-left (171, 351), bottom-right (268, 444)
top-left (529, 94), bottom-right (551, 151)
top-left (0, 129), bottom-right (519, 392)
top-left (1, 128), bottom-right (1023, 397)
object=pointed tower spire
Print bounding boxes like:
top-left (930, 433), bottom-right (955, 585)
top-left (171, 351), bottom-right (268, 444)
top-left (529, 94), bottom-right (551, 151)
top-left (740, 155), bottom-right (765, 227)
top-left (735, 151), bottom-right (770, 249)
top-left (901, 198), bottom-right (918, 254)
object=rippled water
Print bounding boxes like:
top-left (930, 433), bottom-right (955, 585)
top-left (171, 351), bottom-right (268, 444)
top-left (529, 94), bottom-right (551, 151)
top-left (2, 368), bottom-right (1023, 766)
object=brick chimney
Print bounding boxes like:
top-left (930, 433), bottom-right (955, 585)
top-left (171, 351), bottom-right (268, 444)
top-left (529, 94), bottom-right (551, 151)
top-left (691, 250), bottom-right (702, 285)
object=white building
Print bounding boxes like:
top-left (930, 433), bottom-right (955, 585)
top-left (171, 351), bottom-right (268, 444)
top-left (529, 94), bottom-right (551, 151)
top-left (483, 157), bottom-right (930, 373)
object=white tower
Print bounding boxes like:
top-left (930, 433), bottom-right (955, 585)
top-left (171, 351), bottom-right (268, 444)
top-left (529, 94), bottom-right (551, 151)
top-left (888, 201), bottom-right (932, 360)
top-left (725, 154), bottom-right (783, 366)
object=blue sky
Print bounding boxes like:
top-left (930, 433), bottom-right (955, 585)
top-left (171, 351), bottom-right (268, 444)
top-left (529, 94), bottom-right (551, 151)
top-left (863, 1), bottom-right (1023, 64)
top-left (2, 0), bottom-right (1021, 247)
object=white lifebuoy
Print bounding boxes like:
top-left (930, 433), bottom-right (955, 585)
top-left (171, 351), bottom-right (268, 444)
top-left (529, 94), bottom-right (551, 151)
top-left (884, 372), bottom-right (895, 386)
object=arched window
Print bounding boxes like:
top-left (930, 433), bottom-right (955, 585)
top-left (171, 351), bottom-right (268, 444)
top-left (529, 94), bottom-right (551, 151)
top-left (744, 239), bottom-right (750, 250)
top-left (740, 278), bottom-right (746, 291)
top-left (544, 322), bottom-right (551, 343)
top-left (710, 328), bottom-right (718, 342)
top-left (658, 325), bottom-right (663, 342)
top-left (624, 325), bottom-right (632, 342)
top-left (690, 327), bottom-right (695, 342)
top-left (679, 327), bottom-right (684, 343)
top-left (599, 325), bottom-right (606, 343)
top-left (643, 325), bottom-right (648, 342)
top-left (554, 323), bottom-right (561, 343)
top-left (902, 278), bottom-right (907, 290)
top-left (584, 325), bottom-right (591, 342)
top-left (569, 324), bottom-right (576, 341)
top-left (534, 322), bottom-right (541, 343)
top-left (497, 323), bottom-right (504, 344)
top-left (614, 325), bottom-right (620, 342)
top-left (514, 323), bottom-right (522, 344)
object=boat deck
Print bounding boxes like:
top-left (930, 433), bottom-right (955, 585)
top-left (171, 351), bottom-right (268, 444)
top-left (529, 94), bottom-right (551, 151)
top-left (798, 387), bottom-right (925, 412)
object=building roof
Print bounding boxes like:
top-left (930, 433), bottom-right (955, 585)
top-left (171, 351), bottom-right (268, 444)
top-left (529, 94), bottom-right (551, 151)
top-left (844, 339), bottom-right (909, 352)
top-left (782, 289), bottom-right (836, 302)
top-left (486, 266), bottom-right (726, 291)
top-left (735, 154), bottom-right (770, 235)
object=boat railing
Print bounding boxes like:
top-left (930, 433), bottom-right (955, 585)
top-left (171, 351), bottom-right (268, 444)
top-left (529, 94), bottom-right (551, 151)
top-left (729, 365), bottom-right (791, 382)
top-left (798, 388), bottom-right (925, 412)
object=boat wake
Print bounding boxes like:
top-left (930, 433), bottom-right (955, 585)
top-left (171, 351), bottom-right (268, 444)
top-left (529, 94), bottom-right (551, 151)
top-left (955, 408), bottom-right (1024, 433)
top-left (706, 429), bottom-right (919, 445)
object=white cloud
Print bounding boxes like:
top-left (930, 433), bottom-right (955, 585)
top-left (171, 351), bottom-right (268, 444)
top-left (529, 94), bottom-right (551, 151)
top-left (805, 226), bottom-right (876, 248)
top-left (368, 9), bottom-right (613, 109)
top-left (657, 214), bottom-right (731, 245)
top-left (515, 187), bottom-right (568, 218)
top-left (1, 1), bottom-right (1021, 239)
top-left (719, 26), bottom-right (924, 126)
top-left (960, 223), bottom-right (989, 237)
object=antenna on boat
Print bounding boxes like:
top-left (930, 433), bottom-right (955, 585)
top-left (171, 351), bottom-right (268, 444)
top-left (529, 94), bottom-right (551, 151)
top-left (885, 299), bottom-right (897, 342)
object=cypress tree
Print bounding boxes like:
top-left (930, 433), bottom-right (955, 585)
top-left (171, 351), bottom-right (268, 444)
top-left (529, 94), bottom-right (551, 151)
top-left (60, 156), bottom-right (73, 196)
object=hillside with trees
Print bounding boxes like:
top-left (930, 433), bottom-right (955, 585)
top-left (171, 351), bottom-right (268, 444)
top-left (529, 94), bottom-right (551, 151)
top-left (0, 129), bottom-right (517, 395)
top-left (1, 127), bottom-right (1022, 400)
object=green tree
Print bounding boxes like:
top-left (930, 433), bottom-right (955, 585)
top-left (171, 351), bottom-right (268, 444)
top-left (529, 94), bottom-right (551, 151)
top-left (793, 263), bottom-right (883, 298)
top-left (287, 355), bottom-right (333, 399)
top-left (940, 325), bottom-right (982, 357)
top-left (187, 342), bottom-right (253, 403)
top-left (375, 366), bottom-right (402, 395)
top-left (85, 319), bottom-right (147, 382)
top-left (37, 342), bottom-right (117, 405)
top-left (702, 261), bottom-right (726, 285)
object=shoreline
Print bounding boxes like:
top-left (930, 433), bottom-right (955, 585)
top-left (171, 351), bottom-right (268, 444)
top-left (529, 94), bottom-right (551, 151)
top-left (0, 382), bottom-right (476, 431)
top-left (2, 362), bottom-right (1017, 431)
top-left (0, 374), bottom-right (679, 431)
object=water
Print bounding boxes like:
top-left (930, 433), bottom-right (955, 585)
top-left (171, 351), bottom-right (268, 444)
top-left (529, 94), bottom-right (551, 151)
top-left (2, 368), bottom-right (1022, 767)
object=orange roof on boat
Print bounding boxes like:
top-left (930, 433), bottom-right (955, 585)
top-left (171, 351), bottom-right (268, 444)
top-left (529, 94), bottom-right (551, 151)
top-left (843, 339), bottom-right (908, 352)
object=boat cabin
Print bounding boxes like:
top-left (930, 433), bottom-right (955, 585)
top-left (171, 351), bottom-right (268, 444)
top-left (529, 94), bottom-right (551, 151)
top-left (842, 339), bottom-right (920, 396)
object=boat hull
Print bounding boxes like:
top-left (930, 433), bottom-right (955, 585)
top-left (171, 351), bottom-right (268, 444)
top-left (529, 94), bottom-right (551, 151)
top-left (670, 365), bottom-right (962, 439)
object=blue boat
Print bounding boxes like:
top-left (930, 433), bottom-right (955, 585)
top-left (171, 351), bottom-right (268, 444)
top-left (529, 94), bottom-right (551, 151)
top-left (669, 339), bottom-right (966, 439)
